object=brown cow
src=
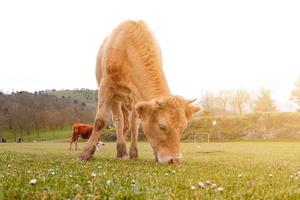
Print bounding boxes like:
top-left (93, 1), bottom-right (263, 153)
top-left (79, 20), bottom-right (200, 164)
top-left (69, 123), bottom-right (93, 150)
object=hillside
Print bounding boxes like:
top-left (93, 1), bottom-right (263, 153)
top-left (41, 88), bottom-right (98, 108)
top-left (0, 90), bottom-right (96, 140)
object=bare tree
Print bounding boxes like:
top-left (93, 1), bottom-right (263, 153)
top-left (199, 91), bottom-right (217, 116)
top-left (215, 90), bottom-right (232, 115)
top-left (230, 89), bottom-right (250, 115)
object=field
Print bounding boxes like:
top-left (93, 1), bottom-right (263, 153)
top-left (0, 141), bottom-right (300, 199)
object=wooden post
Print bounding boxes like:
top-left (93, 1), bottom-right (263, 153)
top-left (207, 133), bottom-right (210, 143)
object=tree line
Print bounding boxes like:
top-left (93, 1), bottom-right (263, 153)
top-left (198, 76), bottom-right (300, 116)
top-left (0, 91), bottom-right (95, 139)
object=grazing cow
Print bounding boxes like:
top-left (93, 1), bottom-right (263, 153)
top-left (80, 20), bottom-right (200, 164)
top-left (69, 123), bottom-right (93, 150)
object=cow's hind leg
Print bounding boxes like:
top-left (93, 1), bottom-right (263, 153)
top-left (75, 138), bottom-right (78, 151)
top-left (69, 140), bottom-right (73, 150)
top-left (69, 135), bottom-right (78, 150)
top-left (129, 109), bottom-right (140, 159)
top-left (111, 101), bottom-right (128, 159)
top-left (79, 85), bottom-right (112, 160)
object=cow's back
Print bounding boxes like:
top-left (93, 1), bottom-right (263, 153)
top-left (95, 20), bottom-right (169, 101)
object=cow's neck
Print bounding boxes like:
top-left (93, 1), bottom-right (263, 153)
top-left (135, 67), bottom-right (171, 101)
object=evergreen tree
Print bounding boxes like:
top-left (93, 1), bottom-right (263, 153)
top-left (254, 88), bottom-right (276, 112)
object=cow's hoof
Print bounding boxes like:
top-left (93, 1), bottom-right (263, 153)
top-left (79, 145), bottom-right (96, 161)
top-left (129, 145), bottom-right (138, 159)
top-left (117, 143), bottom-right (128, 159)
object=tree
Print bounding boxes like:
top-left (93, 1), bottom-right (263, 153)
top-left (215, 90), bottom-right (232, 115)
top-left (254, 88), bottom-right (277, 112)
top-left (291, 76), bottom-right (300, 111)
top-left (230, 89), bottom-right (250, 115)
top-left (199, 91), bottom-right (216, 116)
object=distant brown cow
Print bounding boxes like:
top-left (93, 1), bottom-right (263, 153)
top-left (79, 20), bottom-right (200, 164)
top-left (69, 123), bottom-right (93, 150)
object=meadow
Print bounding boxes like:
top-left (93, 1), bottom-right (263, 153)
top-left (0, 141), bottom-right (300, 199)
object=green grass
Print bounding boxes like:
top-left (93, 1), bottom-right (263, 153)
top-left (0, 142), bottom-right (300, 199)
top-left (0, 128), bottom-right (72, 142)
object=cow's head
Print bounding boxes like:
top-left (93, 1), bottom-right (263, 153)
top-left (136, 96), bottom-right (200, 164)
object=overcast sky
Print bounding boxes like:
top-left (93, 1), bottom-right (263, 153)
top-left (0, 0), bottom-right (299, 110)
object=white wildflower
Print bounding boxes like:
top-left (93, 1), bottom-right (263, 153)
top-left (29, 178), bottom-right (37, 185)
top-left (211, 183), bottom-right (217, 188)
top-left (131, 180), bottom-right (136, 186)
top-left (269, 173), bottom-right (273, 178)
top-left (91, 172), bottom-right (97, 178)
top-left (216, 187), bottom-right (224, 192)
top-left (198, 181), bottom-right (205, 188)
top-left (191, 185), bottom-right (196, 190)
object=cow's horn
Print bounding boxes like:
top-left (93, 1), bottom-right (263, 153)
top-left (187, 98), bottom-right (197, 104)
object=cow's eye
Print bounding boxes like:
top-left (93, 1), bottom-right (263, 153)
top-left (159, 124), bottom-right (167, 132)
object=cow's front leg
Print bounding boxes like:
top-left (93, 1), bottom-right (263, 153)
top-left (79, 110), bottom-right (110, 160)
top-left (129, 110), bottom-right (140, 159)
top-left (111, 101), bottom-right (128, 159)
top-left (79, 86), bottom-right (112, 160)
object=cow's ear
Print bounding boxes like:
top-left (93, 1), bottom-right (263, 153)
top-left (185, 104), bottom-right (201, 121)
top-left (135, 101), bottom-right (153, 119)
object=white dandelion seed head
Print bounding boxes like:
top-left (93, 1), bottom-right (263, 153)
top-left (91, 172), bottom-right (97, 178)
top-left (191, 185), bottom-right (196, 190)
top-left (29, 179), bottom-right (37, 185)
top-left (106, 180), bottom-right (111, 185)
top-left (216, 187), bottom-right (224, 192)
top-left (198, 182), bottom-right (205, 188)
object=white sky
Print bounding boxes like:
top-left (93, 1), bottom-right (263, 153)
top-left (0, 0), bottom-right (299, 110)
